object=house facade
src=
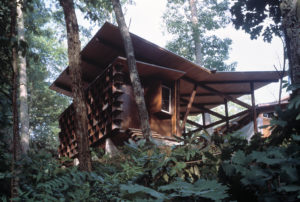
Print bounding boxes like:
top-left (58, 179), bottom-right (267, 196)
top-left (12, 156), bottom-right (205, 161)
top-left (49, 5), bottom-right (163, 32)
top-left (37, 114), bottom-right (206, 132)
top-left (51, 22), bottom-right (284, 158)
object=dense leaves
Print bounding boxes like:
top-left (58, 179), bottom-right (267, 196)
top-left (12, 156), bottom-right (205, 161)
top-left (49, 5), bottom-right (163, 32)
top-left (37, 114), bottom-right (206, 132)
top-left (163, 0), bottom-right (236, 71)
top-left (1, 92), bottom-right (299, 201)
top-left (219, 90), bottom-right (300, 201)
top-left (230, 0), bottom-right (282, 42)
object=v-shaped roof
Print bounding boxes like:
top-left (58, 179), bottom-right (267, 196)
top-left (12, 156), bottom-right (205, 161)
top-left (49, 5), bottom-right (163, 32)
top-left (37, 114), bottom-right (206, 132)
top-left (50, 22), bottom-right (284, 114)
top-left (50, 22), bottom-right (211, 96)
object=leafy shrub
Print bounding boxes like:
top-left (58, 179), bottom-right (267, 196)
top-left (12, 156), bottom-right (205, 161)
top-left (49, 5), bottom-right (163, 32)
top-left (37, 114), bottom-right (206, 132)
top-left (220, 94), bottom-right (300, 201)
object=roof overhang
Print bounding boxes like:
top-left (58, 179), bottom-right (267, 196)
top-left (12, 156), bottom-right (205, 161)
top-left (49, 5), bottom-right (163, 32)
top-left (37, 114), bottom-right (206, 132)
top-left (50, 21), bottom-right (287, 114)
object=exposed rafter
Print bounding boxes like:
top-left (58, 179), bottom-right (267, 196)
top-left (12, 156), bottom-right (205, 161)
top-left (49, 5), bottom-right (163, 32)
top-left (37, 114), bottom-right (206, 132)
top-left (181, 98), bottom-right (226, 120)
top-left (182, 77), bottom-right (252, 109)
top-left (181, 84), bottom-right (198, 130)
top-left (180, 91), bottom-right (251, 97)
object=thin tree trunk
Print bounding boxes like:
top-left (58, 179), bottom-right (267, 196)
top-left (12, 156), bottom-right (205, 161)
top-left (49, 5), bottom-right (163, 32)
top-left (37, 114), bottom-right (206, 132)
top-left (17, 0), bottom-right (29, 154)
top-left (10, 0), bottom-right (21, 198)
top-left (189, 0), bottom-right (202, 65)
top-left (111, 0), bottom-right (153, 143)
top-left (281, 0), bottom-right (300, 95)
top-left (189, 0), bottom-right (212, 134)
top-left (59, 0), bottom-right (92, 171)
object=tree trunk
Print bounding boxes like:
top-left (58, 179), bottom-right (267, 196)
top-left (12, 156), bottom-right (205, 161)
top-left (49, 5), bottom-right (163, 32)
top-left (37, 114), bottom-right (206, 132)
top-left (189, 0), bottom-right (202, 65)
top-left (10, 0), bottom-right (21, 198)
top-left (189, 0), bottom-right (212, 134)
top-left (59, 0), bottom-right (92, 171)
top-left (17, 0), bottom-right (29, 154)
top-left (281, 0), bottom-right (300, 95)
top-left (111, 0), bottom-right (153, 143)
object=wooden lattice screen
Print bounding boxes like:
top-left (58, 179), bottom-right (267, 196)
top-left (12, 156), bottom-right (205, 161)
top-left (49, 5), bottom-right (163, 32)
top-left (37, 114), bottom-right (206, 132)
top-left (58, 63), bottom-right (125, 158)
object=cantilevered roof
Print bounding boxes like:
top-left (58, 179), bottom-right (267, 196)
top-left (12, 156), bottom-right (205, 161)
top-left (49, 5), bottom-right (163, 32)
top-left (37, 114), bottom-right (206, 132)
top-left (50, 22), bottom-right (285, 114)
top-left (50, 22), bottom-right (209, 96)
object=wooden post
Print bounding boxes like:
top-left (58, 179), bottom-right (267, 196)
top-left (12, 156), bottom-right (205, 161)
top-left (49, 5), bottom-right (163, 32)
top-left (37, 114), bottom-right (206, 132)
top-left (250, 82), bottom-right (258, 133)
top-left (202, 113), bottom-right (206, 127)
top-left (176, 80), bottom-right (181, 136)
top-left (181, 84), bottom-right (197, 131)
top-left (224, 99), bottom-right (229, 131)
top-left (171, 81), bottom-right (177, 136)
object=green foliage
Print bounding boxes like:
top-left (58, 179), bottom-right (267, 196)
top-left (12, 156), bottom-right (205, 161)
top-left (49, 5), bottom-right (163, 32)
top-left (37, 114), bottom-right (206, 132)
top-left (219, 93), bottom-right (300, 201)
top-left (2, 92), bottom-right (299, 201)
top-left (8, 150), bottom-right (104, 201)
top-left (163, 0), bottom-right (236, 71)
top-left (0, 0), bottom-right (14, 198)
top-left (230, 0), bottom-right (282, 42)
top-left (21, 0), bottom-right (70, 152)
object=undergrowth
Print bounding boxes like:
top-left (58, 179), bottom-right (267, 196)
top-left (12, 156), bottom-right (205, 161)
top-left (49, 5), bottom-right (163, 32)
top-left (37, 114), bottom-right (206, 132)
top-left (1, 92), bottom-right (300, 201)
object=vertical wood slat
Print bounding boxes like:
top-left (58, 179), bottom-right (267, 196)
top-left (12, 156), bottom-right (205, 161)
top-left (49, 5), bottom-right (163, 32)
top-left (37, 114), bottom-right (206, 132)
top-left (250, 82), bottom-right (258, 133)
top-left (181, 84), bottom-right (197, 131)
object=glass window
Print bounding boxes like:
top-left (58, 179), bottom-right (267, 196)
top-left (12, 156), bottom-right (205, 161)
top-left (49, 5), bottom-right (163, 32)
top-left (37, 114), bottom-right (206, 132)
top-left (161, 85), bottom-right (171, 113)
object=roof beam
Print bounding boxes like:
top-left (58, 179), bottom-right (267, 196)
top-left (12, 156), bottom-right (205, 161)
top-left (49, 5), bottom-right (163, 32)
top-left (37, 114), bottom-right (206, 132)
top-left (181, 98), bottom-right (226, 120)
top-left (181, 76), bottom-right (252, 109)
top-left (186, 119), bottom-right (203, 128)
top-left (250, 82), bottom-right (258, 133)
top-left (182, 76), bottom-right (278, 84)
top-left (198, 85), bottom-right (252, 109)
top-left (180, 91), bottom-right (251, 97)
top-left (180, 101), bottom-right (225, 107)
top-left (186, 109), bottom-right (250, 136)
top-left (54, 82), bottom-right (72, 92)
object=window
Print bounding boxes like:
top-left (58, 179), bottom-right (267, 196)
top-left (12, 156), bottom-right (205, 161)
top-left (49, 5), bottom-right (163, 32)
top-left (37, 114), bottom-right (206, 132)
top-left (161, 85), bottom-right (171, 113)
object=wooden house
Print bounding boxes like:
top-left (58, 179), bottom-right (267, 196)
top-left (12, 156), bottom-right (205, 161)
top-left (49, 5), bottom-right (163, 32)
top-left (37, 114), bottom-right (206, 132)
top-left (50, 22), bottom-right (285, 158)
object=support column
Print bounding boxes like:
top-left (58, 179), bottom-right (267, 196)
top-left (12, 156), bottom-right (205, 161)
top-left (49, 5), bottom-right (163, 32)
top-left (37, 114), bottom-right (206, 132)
top-left (181, 84), bottom-right (197, 131)
top-left (176, 80), bottom-right (181, 136)
top-left (202, 112), bottom-right (206, 127)
top-left (250, 82), bottom-right (258, 133)
top-left (224, 99), bottom-right (229, 131)
top-left (172, 80), bottom-right (178, 136)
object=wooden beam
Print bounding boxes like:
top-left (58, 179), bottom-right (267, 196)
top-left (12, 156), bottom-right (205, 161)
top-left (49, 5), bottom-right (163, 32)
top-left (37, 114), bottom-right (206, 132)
top-left (176, 80), bottom-right (181, 136)
top-left (185, 109), bottom-right (251, 136)
top-left (172, 81), bottom-right (178, 136)
top-left (182, 76), bottom-right (278, 84)
top-left (181, 98), bottom-right (226, 120)
top-left (224, 99), bottom-right (229, 131)
top-left (180, 101), bottom-right (224, 106)
top-left (180, 91), bottom-right (251, 97)
top-left (187, 119), bottom-right (224, 135)
top-left (198, 84), bottom-right (252, 109)
top-left (202, 113), bottom-right (206, 127)
top-left (182, 76), bottom-right (254, 109)
top-left (228, 109), bottom-right (250, 120)
top-left (181, 84), bottom-right (197, 130)
top-left (186, 119), bottom-right (203, 128)
top-left (250, 82), bottom-right (258, 133)
top-left (54, 82), bottom-right (72, 92)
